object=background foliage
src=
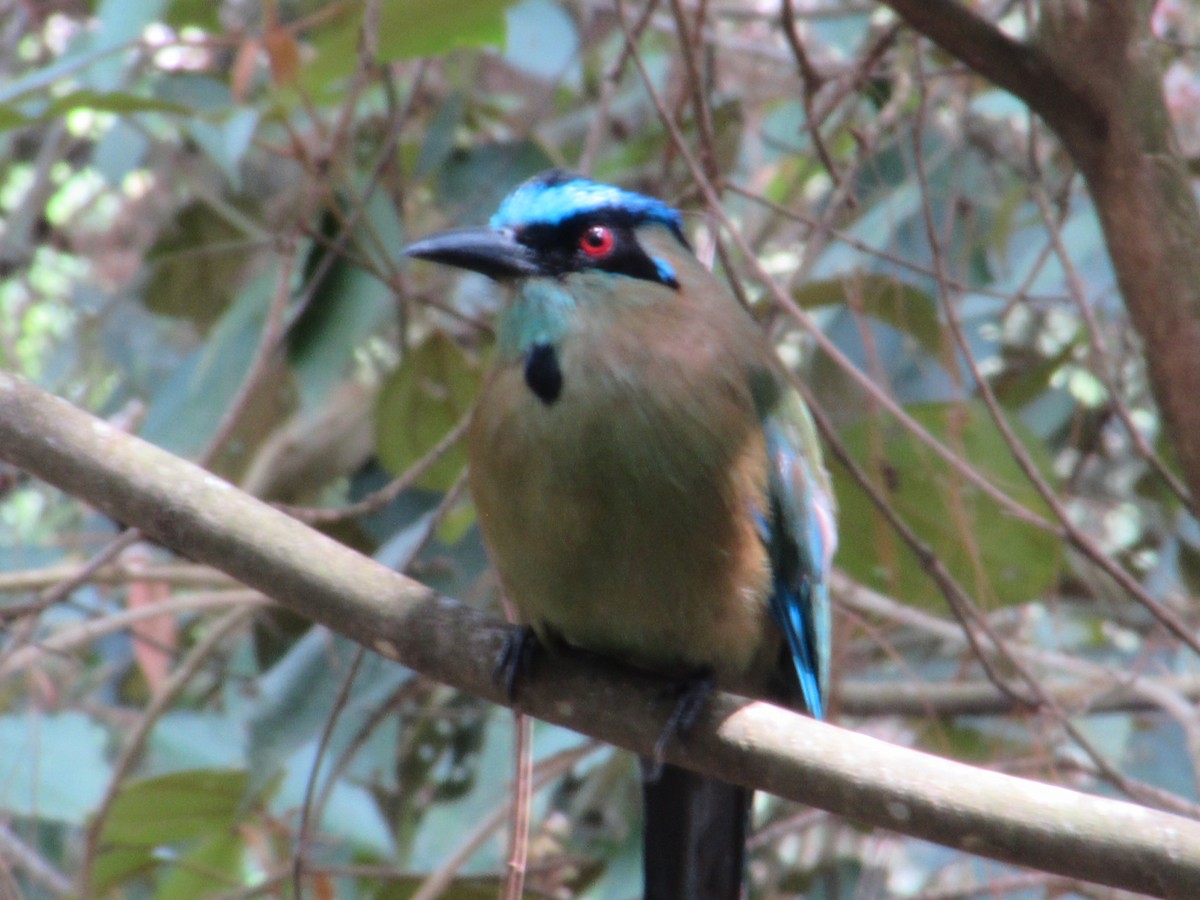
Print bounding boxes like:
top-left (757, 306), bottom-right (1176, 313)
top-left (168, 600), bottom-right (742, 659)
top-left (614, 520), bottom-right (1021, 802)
top-left (0, 0), bottom-right (1198, 897)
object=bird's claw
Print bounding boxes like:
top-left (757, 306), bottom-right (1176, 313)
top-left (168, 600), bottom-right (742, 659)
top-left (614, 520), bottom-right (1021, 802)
top-left (495, 625), bottom-right (539, 702)
top-left (647, 671), bottom-right (716, 781)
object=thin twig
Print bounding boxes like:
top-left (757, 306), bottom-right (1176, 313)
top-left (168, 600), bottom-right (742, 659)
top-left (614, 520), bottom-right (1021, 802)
top-left (669, 0), bottom-right (720, 185)
top-left (0, 590), bottom-right (266, 680)
top-left (502, 711), bottom-right (533, 900)
top-left (278, 409), bottom-right (470, 524)
top-left (780, 0), bottom-right (841, 190)
top-left (0, 561), bottom-right (234, 597)
top-left (292, 647), bottom-right (366, 900)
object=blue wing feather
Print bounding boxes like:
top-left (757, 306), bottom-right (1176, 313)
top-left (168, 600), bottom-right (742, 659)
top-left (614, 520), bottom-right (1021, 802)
top-left (760, 398), bottom-right (836, 720)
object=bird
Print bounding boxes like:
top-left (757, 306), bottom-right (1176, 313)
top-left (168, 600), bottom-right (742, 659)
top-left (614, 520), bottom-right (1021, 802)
top-left (405, 170), bottom-right (836, 899)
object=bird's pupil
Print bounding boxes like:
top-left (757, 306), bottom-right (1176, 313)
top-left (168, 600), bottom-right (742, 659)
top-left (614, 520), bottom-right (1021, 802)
top-left (580, 226), bottom-right (612, 255)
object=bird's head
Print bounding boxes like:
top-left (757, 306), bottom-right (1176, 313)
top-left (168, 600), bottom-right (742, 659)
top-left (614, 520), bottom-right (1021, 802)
top-left (404, 169), bottom-right (690, 290)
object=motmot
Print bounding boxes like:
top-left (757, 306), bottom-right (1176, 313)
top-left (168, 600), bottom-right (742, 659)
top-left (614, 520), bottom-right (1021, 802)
top-left (405, 170), bottom-right (836, 899)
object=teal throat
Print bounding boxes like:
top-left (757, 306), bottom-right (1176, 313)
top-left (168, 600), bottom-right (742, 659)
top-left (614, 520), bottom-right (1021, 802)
top-left (497, 280), bottom-right (578, 361)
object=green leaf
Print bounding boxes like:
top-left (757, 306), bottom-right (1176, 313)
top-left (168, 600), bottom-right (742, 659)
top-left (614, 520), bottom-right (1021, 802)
top-left (0, 106), bottom-right (31, 129)
top-left (45, 89), bottom-right (190, 117)
top-left (0, 712), bottom-right (109, 824)
top-left (794, 274), bottom-right (944, 358)
top-left (164, 0), bottom-right (222, 30)
top-left (157, 830), bottom-right (246, 899)
top-left (297, 8), bottom-right (360, 98)
top-left (273, 744), bottom-right (395, 856)
top-left (185, 108), bottom-right (260, 185)
top-left (101, 769), bottom-right (248, 845)
top-left (94, 770), bottom-right (250, 894)
top-left (436, 495), bottom-right (477, 545)
top-left (287, 191), bottom-right (399, 413)
top-left (92, 117), bottom-right (150, 182)
top-left (374, 332), bottom-right (480, 491)
top-left (143, 200), bottom-right (253, 326)
top-left (377, 0), bottom-right (513, 61)
top-left (91, 846), bottom-right (157, 895)
top-left (832, 401), bottom-right (1061, 611)
top-left (302, 0), bottom-right (512, 98)
top-left (78, 0), bottom-right (169, 92)
top-left (148, 710), bottom-right (248, 773)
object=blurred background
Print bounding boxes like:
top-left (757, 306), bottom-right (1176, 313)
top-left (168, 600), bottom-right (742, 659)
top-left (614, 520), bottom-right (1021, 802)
top-left (0, 0), bottom-right (1197, 897)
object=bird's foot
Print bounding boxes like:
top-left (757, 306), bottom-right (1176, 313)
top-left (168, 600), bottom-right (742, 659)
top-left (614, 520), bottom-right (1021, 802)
top-left (647, 670), bottom-right (716, 782)
top-left (495, 625), bottom-right (540, 702)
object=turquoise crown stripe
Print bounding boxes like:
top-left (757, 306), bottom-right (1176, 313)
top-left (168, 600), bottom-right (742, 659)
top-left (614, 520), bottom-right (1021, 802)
top-left (490, 172), bottom-right (683, 232)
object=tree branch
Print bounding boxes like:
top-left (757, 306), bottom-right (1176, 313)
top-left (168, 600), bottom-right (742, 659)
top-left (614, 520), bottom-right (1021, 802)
top-left (0, 375), bottom-right (1198, 894)
top-left (877, 0), bottom-right (1106, 142)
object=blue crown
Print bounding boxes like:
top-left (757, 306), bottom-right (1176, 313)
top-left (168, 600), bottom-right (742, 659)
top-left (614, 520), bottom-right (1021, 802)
top-left (490, 170), bottom-right (684, 235)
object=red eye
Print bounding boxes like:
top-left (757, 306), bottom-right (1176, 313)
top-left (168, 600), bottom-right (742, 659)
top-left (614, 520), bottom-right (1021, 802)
top-left (579, 225), bottom-right (615, 258)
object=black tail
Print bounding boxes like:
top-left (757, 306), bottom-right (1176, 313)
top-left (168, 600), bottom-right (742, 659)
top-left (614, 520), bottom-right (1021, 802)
top-left (642, 763), bottom-right (751, 900)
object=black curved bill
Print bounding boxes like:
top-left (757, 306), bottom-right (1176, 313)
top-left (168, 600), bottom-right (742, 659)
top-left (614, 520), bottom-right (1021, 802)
top-left (404, 228), bottom-right (543, 280)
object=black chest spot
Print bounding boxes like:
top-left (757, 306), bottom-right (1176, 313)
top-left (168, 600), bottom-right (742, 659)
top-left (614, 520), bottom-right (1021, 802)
top-left (524, 342), bottom-right (563, 405)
